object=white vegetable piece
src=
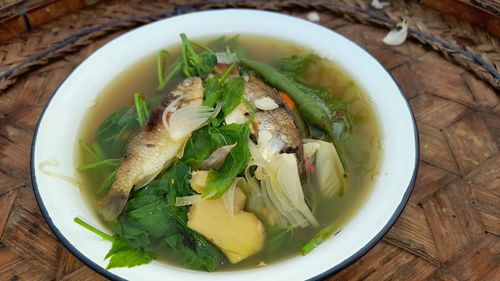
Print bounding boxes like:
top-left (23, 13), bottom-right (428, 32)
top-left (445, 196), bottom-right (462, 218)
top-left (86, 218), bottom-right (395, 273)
top-left (222, 178), bottom-right (240, 217)
top-left (215, 52), bottom-right (232, 64)
top-left (244, 140), bottom-right (319, 228)
top-left (383, 19), bottom-right (409, 46)
top-left (371, 0), bottom-right (390, 9)
top-left (303, 142), bottom-right (320, 159)
top-left (199, 143), bottom-right (237, 170)
top-left (307, 11), bottom-right (320, 22)
top-left (175, 194), bottom-right (201, 206)
top-left (162, 97), bottom-right (216, 141)
top-left (225, 103), bottom-right (248, 125)
top-left (254, 97), bottom-right (279, 111)
top-left (303, 139), bottom-right (345, 198)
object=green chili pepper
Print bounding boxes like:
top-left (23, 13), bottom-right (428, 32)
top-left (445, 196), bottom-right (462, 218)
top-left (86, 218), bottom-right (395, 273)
top-left (241, 58), bottom-right (348, 174)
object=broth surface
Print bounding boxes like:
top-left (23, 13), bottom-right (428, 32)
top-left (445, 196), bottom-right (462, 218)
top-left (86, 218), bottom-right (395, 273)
top-left (76, 35), bottom-right (381, 270)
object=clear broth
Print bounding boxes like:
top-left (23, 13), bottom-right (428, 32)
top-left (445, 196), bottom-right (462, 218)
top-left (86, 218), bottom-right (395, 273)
top-left (76, 35), bottom-right (381, 270)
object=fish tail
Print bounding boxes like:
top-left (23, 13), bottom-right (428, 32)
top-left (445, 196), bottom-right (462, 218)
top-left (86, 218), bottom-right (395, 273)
top-left (97, 190), bottom-right (129, 221)
top-left (97, 165), bottom-right (134, 221)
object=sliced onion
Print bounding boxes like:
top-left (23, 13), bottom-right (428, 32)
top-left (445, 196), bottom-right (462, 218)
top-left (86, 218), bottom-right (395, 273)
top-left (163, 105), bottom-right (214, 141)
top-left (222, 178), bottom-right (239, 217)
top-left (175, 194), bottom-right (201, 206)
top-left (303, 142), bottom-right (320, 159)
top-left (305, 139), bottom-right (345, 198)
top-left (199, 143), bottom-right (237, 171)
top-left (212, 102), bottom-right (222, 118)
top-left (276, 154), bottom-right (319, 227)
top-left (246, 140), bottom-right (319, 228)
top-left (383, 19), bottom-right (408, 46)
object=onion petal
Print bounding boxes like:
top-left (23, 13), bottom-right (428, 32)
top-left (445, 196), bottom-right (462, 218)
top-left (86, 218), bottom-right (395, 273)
top-left (245, 139), bottom-right (319, 228)
top-left (304, 139), bottom-right (345, 198)
top-left (222, 178), bottom-right (239, 217)
top-left (163, 105), bottom-right (215, 141)
top-left (199, 143), bottom-right (237, 171)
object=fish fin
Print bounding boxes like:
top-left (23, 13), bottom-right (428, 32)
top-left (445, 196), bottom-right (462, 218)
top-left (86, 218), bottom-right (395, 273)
top-left (98, 191), bottom-right (129, 221)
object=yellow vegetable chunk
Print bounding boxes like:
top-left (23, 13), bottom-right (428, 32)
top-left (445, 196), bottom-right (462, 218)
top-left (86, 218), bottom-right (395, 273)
top-left (190, 170), bottom-right (208, 193)
top-left (187, 187), bottom-right (265, 263)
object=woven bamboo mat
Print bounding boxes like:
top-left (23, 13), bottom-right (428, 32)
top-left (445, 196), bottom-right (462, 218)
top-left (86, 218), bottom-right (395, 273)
top-left (0, 0), bottom-right (499, 280)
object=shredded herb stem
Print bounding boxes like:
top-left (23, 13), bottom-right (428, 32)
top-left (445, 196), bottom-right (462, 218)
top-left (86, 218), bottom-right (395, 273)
top-left (77, 159), bottom-right (121, 171)
top-left (218, 64), bottom-right (235, 85)
top-left (74, 217), bottom-right (113, 241)
top-left (134, 93), bottom-right (149, 127)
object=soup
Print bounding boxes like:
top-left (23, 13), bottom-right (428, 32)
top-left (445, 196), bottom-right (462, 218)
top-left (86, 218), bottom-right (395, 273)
top-left (75, 35), bottom-right (380, 271)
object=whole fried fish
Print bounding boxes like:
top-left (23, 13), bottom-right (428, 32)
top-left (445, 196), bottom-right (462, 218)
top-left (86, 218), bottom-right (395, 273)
top-left (99, 77), bottom-right (205, 221)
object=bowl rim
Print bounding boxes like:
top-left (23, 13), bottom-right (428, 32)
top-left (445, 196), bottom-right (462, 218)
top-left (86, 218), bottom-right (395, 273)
top-left (30, 8), bottom-right (419, 280)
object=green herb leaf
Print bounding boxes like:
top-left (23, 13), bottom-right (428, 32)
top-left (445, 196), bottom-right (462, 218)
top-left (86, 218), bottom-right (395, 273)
top-left (202, 74), bottom-right (244, 121)
top-left (74, 218), bottom-right (155, 269)
top-left (105, 237), bottom-right (155, 269)
top-left (221, 76), bottom-right (244, 117)
top-left (265, 227), bottom-right (291, 255)
top-left (114, 163), bottom-right (223, 271)
top-left (202, 77), bottom-right (224, 108)
top-left (162, 231), bottom-right (222, 271)
top-left (201, 124), bottom-right (251, 199)
top-left (180, 34), bottom-right (217, 78)
top-left (95, 107), bottom-right (139, 158)
top-left (276, 54), bottom-right (319, 79)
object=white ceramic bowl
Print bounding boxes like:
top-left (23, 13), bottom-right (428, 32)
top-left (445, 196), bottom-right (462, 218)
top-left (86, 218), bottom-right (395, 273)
top-left (31, 9), bottom-right (418, 281)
